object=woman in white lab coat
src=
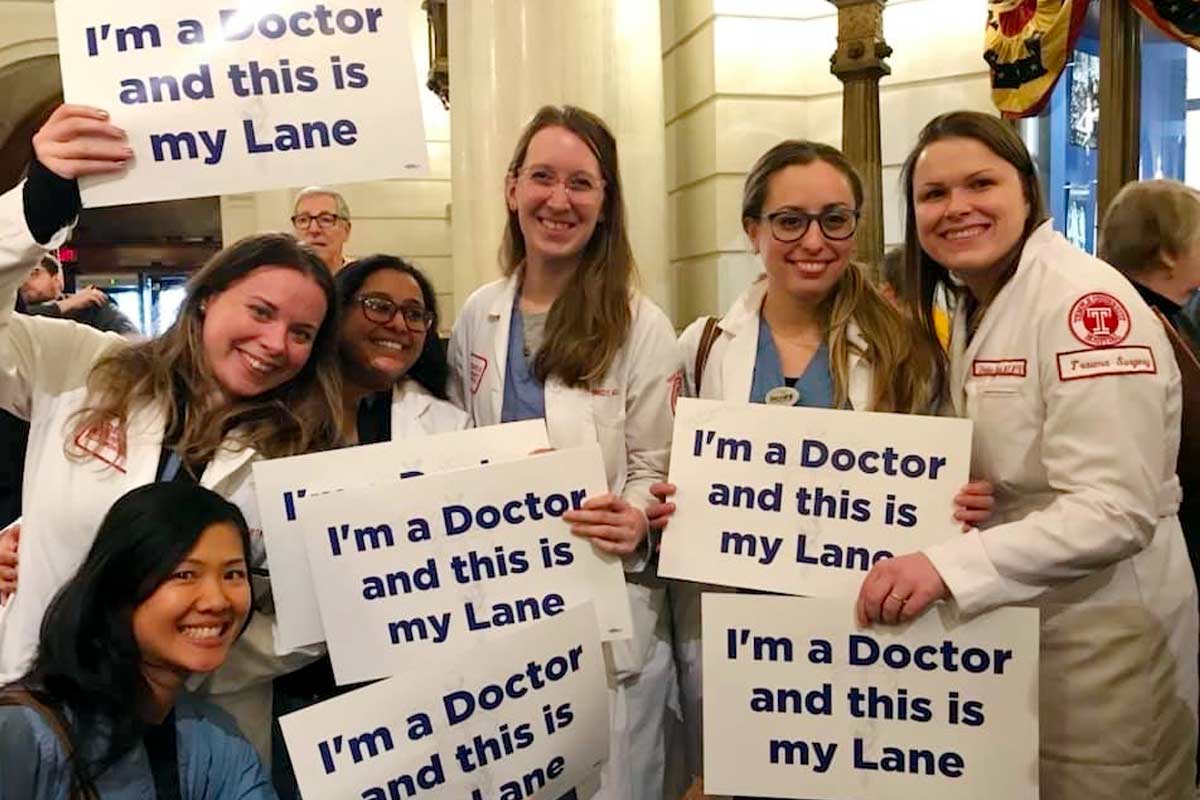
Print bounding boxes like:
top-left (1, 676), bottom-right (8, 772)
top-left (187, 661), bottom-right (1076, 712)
top-left (270, 253), bottom-right (466, 795)
top-left (0, 105), bottom-right (343, 753)
top-left (652, 140), bottom-right (990, 790)
top-left (857, 110), bottom-right (1199, 798)
top-left (448, 105), bottom-right (680, 800)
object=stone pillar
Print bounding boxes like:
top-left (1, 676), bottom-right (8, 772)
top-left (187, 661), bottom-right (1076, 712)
top-left (830, 0), bottom-right (890, 276)
top-left (447, 0), bottom-right (670, 316)
top-left (1097, 0), bottom-right (1140, 222)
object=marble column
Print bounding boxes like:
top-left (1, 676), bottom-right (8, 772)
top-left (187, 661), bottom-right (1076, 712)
top-left (447, 0), bottom-right (671, 316)
top-left (830, 0), bottom-right (890, 276)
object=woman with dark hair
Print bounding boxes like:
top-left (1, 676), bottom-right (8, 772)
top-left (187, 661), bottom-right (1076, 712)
top-left (0, 481), bottom-right (272, 798)
top-left (268, 255), bottom-right (465, 797)
top-left (333, 254), bottom-right (466, 444)
top-left (856, 110), bottom-right (1198, 797)
top-left (448, 105), bottom-right (680, 800)
top-left (0, 104), bottom-right (342, 759)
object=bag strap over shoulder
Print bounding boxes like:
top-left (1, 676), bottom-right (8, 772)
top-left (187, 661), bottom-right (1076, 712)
top-left (0, 689), bottom-right (98, 800)
top-left (694, 316), bottom-right (721, 396)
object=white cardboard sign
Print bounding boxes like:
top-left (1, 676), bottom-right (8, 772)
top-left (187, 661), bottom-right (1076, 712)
top-left (702, 594), bottom-right (1039, 799)
top-left (254, 420), bottom-right (551, 654)
top-left (54, 0), bottom-right (429, 206)
top-left (280, 604), bottom-right (609, 800)
top-left (301, 445), bottom-right (633, 685)
top-left (658, 398), bottom-right (973, 596)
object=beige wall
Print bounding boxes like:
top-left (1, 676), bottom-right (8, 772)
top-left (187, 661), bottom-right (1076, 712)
top-left (219, 0), bottom-right (454, 329)
top-left (662, 0), bottom-right (993, 327)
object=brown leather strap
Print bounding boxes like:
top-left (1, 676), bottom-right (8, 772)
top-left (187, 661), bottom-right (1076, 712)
top-left (694, 316), bottom-right (721, 395)
top-left (0, 689), bottom-right (97, 800)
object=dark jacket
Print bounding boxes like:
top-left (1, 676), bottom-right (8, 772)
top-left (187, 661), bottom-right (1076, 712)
top-left (27, 295), bottom-right (137, 335)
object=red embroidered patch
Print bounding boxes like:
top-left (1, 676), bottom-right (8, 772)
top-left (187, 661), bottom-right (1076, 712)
top-left (1068, 293), bottom-right (1131, 347)
top-left (73, 419), bottom-right (126, 473)
top-left (972, 359), bottom-right (1027, 378)
top-left (469, 353), bottom-right (487, 395)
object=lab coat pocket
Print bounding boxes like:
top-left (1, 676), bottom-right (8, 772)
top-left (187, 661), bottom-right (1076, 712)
top-left (966, 380), bottom-right (1037, 484)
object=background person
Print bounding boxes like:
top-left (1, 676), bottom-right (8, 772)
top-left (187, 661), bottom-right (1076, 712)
top-left (448, 105), bottom-right (681, 800)
top-left (20, 254), bottom-right (137, 335)
top-left (0, 482), bottom-right (273, 799)
top-left (858, 110), bottom-right (1198, 798)
top-left (290, 186), bottom-right (352, 273)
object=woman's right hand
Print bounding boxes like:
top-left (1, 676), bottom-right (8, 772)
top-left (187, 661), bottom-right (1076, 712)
top-left (0, 523), bottom-right (19, 604)
top-left (33, 104), bottom-right (130, 179)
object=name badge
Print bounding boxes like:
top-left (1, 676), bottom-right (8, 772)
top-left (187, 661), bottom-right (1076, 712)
top-left (765, 386), bottom-right (800, 406)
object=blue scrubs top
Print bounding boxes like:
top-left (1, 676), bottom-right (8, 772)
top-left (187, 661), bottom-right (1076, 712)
top-left (501, 303), bottom-right (548, 422)
top-left (749, 314), bottom-right (837, 409)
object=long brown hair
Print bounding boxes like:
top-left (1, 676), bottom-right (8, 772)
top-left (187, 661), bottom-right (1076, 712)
top-left (742, 140), bottom-right (936, 412)
top-left (899, 111), bottom-right (1048, 392)
top-left (68, 234), bottom-right (343, 467)
top-left (500, 105), bottom-right (636, 388)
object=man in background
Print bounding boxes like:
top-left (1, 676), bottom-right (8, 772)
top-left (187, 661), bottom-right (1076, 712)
top-left (291, 186), bottom-right (352, 272)
top-left (20, 254), bottom-right (137, 334)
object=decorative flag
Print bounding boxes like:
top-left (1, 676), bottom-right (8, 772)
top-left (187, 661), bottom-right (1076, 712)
top-left (1131, 1), bottom-right (1200, 50)
top-left (985, 0), bottom-right (1092, 117)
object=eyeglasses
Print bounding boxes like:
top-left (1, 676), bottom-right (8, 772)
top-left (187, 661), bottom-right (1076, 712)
top-left (761, 207), bottom-right (860, 242)
top-left (291, 212), bottom-right (346, 230)
top-left (355, 295), bottom-right (435, 332)
top-left (517, 166), bottom-right (605, 198)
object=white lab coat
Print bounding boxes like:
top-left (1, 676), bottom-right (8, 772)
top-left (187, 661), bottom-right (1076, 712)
top-left (390, 379), bottom-right (470, 437)
top-left (671, 276), bottom-right (875, 788)
top-left (923, 222), bottom-right (1199, 798)
top-left (448, 273), bottom-right (681, 800)
top-left (0, 184), bottom-right (320, 725)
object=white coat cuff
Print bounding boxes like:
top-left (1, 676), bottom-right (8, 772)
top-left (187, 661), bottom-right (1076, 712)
top-left (622, 507), bottom-right (652, 573)
top-left (923, 530), bottom-right (1012, 616)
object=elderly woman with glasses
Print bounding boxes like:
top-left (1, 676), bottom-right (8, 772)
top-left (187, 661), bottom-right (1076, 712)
top-left (649, 140), bottom-right (993, 790)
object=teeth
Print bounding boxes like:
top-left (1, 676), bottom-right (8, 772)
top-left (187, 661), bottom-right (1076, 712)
top-left (373, 340), bottom-right (406, 351)
top-left (539, 218), bottom-right (573, 231)
top-left (792, 262), bottom-right (829, 272)
top-left (946, 226), bottom-right (986, 240)
top-left (180, 625), bottom-right (223, 640)
top-left (244, 353), bottom-right (273, 373)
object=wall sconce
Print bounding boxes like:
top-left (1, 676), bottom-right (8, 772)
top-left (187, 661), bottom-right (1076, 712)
top-left (423, 0), bottom-right (449, 108)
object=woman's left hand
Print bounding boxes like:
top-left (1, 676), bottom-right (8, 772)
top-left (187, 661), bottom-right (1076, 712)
top-left (564, 493), bottom-right (647, 556)
top-left (855, 552), bottom-right (947, 626)
top-left (953, 480), bottom-right (994, 531)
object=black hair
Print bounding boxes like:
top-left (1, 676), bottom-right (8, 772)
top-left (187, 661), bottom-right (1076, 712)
top-left (335, 254), bottom-right (450, 400)
top-left (7, 482), bottom-right (251, 794)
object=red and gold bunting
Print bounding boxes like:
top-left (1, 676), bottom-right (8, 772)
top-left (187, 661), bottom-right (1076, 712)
top-left (1131, 1), bottom-right (1200, 50)
top-left (985, 0), bottom-right (1092, 118)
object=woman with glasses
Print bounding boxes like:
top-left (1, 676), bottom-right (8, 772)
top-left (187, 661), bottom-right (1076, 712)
top-left (650, 140), bottom-right (992, 790)
top-left (269, 254), bottom-right (465, 797)
top-left (448, 105), bottom-right (681, 800)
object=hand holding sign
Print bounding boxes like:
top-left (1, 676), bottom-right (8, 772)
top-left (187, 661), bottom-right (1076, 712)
top-left (33, 105), bottom-right (130, 179)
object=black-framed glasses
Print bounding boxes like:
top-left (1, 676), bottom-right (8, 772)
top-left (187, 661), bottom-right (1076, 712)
top-left (291, 212), bottom-right (346, 230)
top-left (355, 295), bottom-right (435, 332)
top-left (762, 207), bottom-right (860, 242)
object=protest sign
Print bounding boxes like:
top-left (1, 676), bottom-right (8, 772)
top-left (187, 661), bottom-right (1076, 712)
top-left (301, 444), bottom-right (633, 685)
top-left (254, 420), bottom-right (551, 654)
top-left (658, 398), bottom-right (973, 596)
top-left (54, 0), bottom-right (428, 206)
top-left (702, 594), bottom-right (1038, 799)
top-left (281, 603), bottom-right (608, 800)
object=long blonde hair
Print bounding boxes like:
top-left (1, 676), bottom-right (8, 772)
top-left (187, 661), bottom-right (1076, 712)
top-left (500, 105), bottom-right (635, 388)
top-left (68, 234), bottom-right (343, 467)
top-left (742, 140), bottom-right (936, 412)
